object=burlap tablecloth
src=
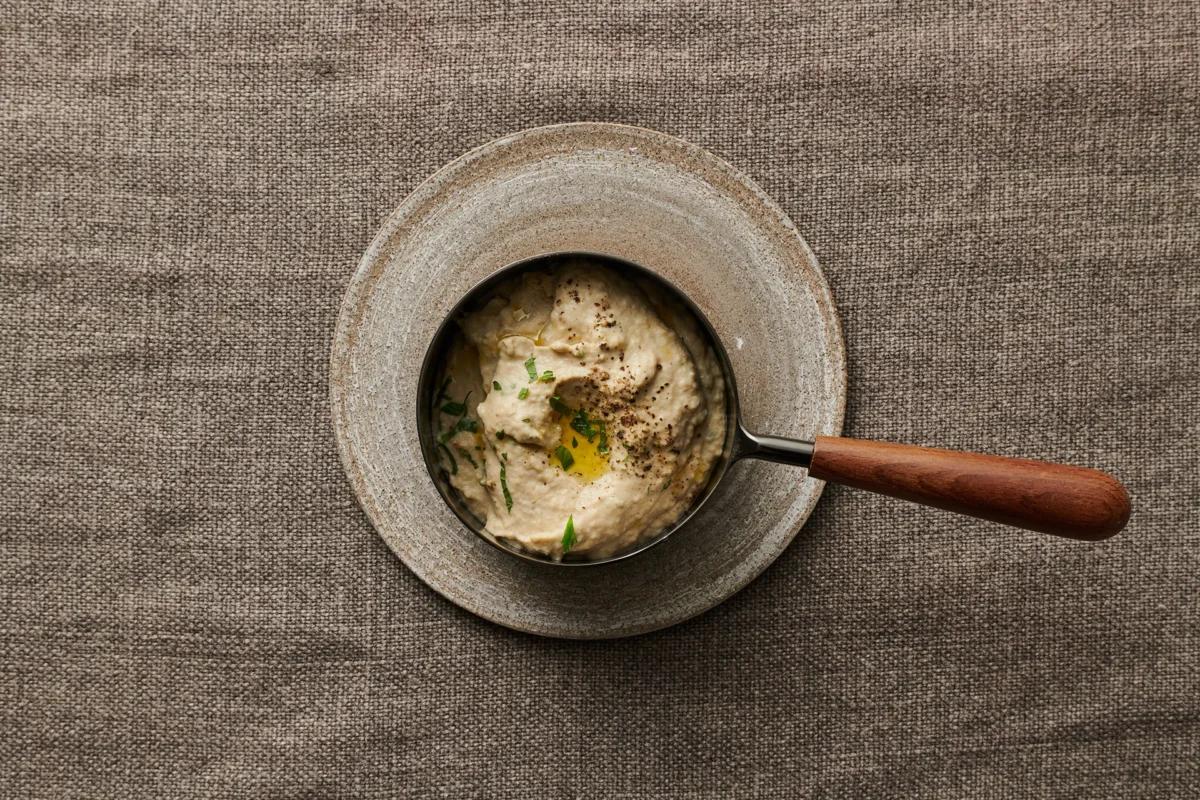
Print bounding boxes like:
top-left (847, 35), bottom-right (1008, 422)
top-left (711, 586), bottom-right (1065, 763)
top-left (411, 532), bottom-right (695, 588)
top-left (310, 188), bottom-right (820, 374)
top-left (3, 3), bottom-right (1197, 797)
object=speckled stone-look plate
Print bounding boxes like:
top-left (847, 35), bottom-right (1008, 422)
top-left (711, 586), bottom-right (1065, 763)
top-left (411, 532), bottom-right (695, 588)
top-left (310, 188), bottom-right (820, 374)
top-left (331, 123), bottom-right (846, 639)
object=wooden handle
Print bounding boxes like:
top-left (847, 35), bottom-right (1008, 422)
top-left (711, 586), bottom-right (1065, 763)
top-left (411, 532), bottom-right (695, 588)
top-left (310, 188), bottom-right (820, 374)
top-left (807, 437), bottom-right (1130, 540)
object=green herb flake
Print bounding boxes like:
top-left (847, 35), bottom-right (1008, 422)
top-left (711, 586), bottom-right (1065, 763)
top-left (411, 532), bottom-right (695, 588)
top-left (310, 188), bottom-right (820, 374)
top-left (570, 409), bottom-right (598, 442)
top-left (500, 463), bottom-right (513, 512)
top-left (571, 437), bottom-right (578, 448)
top-left (438, 390), bottom-right (477, 443)
top-left (496, 430), bottom-right (506, 440)
top-left (492, 380), bottom-right (502, 391)
top-left (561, 515), bottom-right (577, 553)
top-left (549, 395), bottom-right (571, 415)
top-left (524, 355), bottom-right (538, 382)
top-left (538, 370), bottom-right (555, 383)
top-left (440, 400), bottom-right (466, 416)
top-left (596, 421), bottom-right (610, 455)
top-left (518, 387), bottom-right (529, 400)
top-left (555, 445), bottom-right (575, 471)
top-left (436, 442), bottom-right (457, 475)
top-left (440, 390), bottom-right (473, 418)
top-left (455, 446), bottom-right (478, 469)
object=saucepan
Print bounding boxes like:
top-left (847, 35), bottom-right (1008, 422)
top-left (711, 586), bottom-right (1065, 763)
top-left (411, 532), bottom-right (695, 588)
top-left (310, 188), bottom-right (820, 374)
top-left (417, 252), bottom-right (1131, 565)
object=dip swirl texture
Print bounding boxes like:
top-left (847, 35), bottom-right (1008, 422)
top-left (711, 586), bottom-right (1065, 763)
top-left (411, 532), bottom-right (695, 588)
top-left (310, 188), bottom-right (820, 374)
top-left (435, 260), bottom-right (726, 559)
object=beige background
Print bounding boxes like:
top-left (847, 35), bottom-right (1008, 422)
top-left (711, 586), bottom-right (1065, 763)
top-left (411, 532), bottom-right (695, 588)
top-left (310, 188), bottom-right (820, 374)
top-left (2, 2), bottom-right (1197, 797)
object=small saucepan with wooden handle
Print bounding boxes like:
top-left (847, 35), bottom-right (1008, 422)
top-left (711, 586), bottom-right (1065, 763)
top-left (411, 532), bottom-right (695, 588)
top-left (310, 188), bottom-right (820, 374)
top-left (417, 253), bottom-right (1131, 565)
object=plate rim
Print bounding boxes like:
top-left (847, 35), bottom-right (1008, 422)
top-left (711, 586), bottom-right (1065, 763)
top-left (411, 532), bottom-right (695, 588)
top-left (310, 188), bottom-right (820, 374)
top-left (330, 121), bottom-right (847, 638)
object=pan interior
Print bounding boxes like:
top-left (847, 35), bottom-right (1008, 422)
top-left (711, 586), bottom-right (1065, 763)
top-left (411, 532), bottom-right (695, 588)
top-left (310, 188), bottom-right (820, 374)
top-left (416, 252), bottom-right (740, 565)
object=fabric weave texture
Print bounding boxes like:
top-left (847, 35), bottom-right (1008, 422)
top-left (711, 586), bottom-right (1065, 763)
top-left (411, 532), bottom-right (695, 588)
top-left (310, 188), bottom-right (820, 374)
top-left (2, 2), bottom-right (1197, 798)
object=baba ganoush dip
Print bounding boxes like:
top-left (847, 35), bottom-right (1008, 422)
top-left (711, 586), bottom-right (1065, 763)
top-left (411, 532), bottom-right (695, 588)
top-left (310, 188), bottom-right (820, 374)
top-left (432, 258), bottom-right (726, 560)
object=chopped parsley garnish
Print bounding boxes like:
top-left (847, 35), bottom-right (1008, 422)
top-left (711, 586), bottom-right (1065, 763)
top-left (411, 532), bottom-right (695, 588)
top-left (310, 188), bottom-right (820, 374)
top-left (566, 408), bottom-right (608, 452)
top-left (524, 355), bottom-right (538, 382)
top-left (561, 515), bottom-right (576, 553)
top-left (436, 442), bottom-right (457, 475)
top-left (439, 390), bottom-right (472, 418)
top-left (552, 401), bottom-right (610, 454)
top-left (521, 417), bottom-right (531, 423)
top-left (455, 446), bottom-right (477, 469)
top-left (518, 387), bottom-right (529, 400)
top-left (437, 391), bottom-right (477, 443)
top-left (500, 463), bottom-right (513, 512)
top-left (570, 409), bottom-right (597, 441)
top-left (492, 380), bottom-right (502, 391)
top-left (538, 370), bottom-right (555, 383)
top-left (437, 417), bottom-right (476, 443)
top-left (555, 445), bottom-right (574, 471)
top-left (496, 430), bottom-right (506, 440)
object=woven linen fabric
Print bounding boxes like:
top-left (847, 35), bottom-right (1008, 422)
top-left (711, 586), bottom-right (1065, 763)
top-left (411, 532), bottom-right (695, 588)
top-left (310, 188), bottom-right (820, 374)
top-left (2, 2), bottom-right (1198, 797)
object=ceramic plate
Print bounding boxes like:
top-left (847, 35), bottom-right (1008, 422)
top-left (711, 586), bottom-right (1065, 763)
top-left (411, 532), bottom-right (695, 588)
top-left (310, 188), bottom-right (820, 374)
top-left (331, 123), bottom-right (845, 638)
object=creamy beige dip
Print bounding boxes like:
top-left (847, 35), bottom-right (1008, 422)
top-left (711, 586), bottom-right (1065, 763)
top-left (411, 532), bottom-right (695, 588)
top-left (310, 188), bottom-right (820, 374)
top-left (433, 258), bottom-right (726, 559)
